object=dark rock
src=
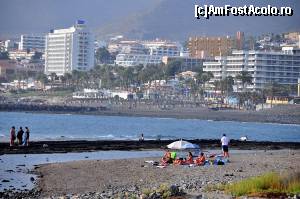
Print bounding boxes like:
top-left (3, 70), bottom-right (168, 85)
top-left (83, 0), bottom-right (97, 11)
top-left (30, 177), bottom-right (35, 182)
top-left (5, 169), bottom-right (15, 173)
top-left (170, 184), bottom-right (180, 196)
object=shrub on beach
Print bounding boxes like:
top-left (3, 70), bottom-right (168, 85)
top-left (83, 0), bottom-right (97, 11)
top-left (141, 184), bottom-right (183, 199)
top-left (224, 172), bottom-right (300, 197)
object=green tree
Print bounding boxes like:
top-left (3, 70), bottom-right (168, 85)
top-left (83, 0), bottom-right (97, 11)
top-left (95, 47), bottom-right (113, 64)
top-left (235, 71), bottom-right (253, 92)
top-left (50, 72), bottom-right (57, 88)
top-left (0, 51), bottom-right (9, 60)
top-left (165, 60), bottom-right (182, 77)
top-left (32, 51), bottom-right (43, 60)
top-left (36, 73), bottom-right (48, 89)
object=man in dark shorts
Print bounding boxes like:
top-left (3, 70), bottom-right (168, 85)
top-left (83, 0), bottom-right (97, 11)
top-left (17, 127), bottom-right (24, 146)
top-left (221, 134), bottom-right (230, 158)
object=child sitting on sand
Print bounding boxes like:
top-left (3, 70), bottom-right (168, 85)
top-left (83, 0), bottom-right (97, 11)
top-left (194, 152), bottom-right (206, 166)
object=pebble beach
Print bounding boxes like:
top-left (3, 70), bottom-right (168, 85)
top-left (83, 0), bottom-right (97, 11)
top-left (12, 149), bottom-right (298, 199)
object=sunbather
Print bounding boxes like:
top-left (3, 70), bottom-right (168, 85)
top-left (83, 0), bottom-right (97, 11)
top-left (194, 152), bottom-right (206, 165)
top-left (184, 151), bottom-right (194, 164)
top-left (161, 149), bottom-right (172, 165)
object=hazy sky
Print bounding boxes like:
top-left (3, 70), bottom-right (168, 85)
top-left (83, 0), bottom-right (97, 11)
top-left (0, 0), bottom-right (299, 40)
top-left (0, 0), bottom-right (162, 36)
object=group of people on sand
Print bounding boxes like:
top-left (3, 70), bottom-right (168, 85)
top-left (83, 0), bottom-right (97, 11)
top-left (10, 126), bottom-right (30, 147)
top-left (161, 134), bottom-right (230, 166)
top-left (161, 150), bottom-right (206, 166)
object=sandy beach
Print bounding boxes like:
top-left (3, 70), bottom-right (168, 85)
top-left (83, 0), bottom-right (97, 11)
top-left (32, 149), bottom-right (300, 198)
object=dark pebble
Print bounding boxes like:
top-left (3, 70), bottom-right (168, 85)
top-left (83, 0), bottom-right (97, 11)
top-left (2, 180), bottom-right (10, 183)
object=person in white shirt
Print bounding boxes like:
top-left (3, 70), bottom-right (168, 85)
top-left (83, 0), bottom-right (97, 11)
top-left (221, 134), bottom-right (230, 158)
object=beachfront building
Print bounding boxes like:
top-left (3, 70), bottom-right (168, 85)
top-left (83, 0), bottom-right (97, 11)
top-left (8, 50), bottom-right (35, 60)
top-left (44, 20), bottom-right (94, 76)
top-left (203, 47), bottom-right (300, 90)
top-left (142, 40), bottom-right (181, 57)
top-left (115, 54), bottom-right (162, 67)
top-left (18, 35), bottom-right (45, 52)
top-left (113, 39), bottom-right (182, 67)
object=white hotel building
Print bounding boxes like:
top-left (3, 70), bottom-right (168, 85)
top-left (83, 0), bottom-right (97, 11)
top-left (203, 47), bottom-right (300, 90)
top-left (115, 40), bottom-right (182, 67)
top-left (45, 21), bottom-right (94, 76)
top-left (19, 35), bottom-right (45, 52)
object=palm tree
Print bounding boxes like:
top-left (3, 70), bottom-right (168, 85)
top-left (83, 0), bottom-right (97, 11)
top-left (64, 73), bottom-right (73, 88)
top-left (196, 72), bottom-right (214, 97)
top-left (50, 72), bottom-right (57, 89)
top-left (235, 71), bottom-right (252, 92)
top-left (36, 73), bottom-right (48, 89)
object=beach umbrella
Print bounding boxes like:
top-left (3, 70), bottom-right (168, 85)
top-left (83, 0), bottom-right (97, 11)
top-left (167, 140), bottom-right (200, 150)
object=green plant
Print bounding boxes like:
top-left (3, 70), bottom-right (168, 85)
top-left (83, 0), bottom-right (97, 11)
top-left (224, 172), bottom-right (300, 197)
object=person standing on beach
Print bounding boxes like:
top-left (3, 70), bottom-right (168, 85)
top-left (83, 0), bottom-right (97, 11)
top-left (10, 126), bottom-right (16, 147)
top-left (23, 127), bottom-right (30, 146)
top-left (139, 133), bottom-right (144, 142)
top-left (17, 127), bottom-right (24, 145)
top-left (221, 134), bottom-right (230, 158)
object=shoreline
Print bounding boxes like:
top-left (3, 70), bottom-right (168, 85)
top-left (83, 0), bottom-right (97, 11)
top-left (1, 103), bottom-right (300, 125)
top-left (1, 139), bottom-right (300, 155)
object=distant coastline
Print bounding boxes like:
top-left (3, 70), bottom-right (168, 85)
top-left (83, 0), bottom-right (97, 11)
top-left (1, 103), bottom-right (300, 125)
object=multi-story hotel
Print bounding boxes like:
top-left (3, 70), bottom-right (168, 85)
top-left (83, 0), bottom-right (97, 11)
top-left (142, 40), bottom-right (181, 57)
top-left (115, 54), bottom-right (162, 67)
top-left (19, 35), bottom-right (45, 52)
top-left (44, 21), bottom-right (94, 76)
top-left (203, 47), bottom-right (300, 90)
top-left (114, 40), bottom-right (182, 67)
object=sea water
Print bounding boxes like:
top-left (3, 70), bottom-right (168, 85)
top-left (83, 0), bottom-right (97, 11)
top-left (0, 111), bottom-right (300, 142)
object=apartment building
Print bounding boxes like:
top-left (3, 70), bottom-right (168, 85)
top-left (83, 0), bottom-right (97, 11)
top-left (203, 47), bottom-right (300, 90)
top-left (188, 36), bottom-right (234, 58)
top-left (44, 20), bottom-right (94, 76)
top-left (19, 35), bottom-right (45, 52)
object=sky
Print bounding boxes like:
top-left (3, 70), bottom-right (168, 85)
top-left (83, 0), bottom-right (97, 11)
top-left (0, 0), bottom-right (299, 40)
